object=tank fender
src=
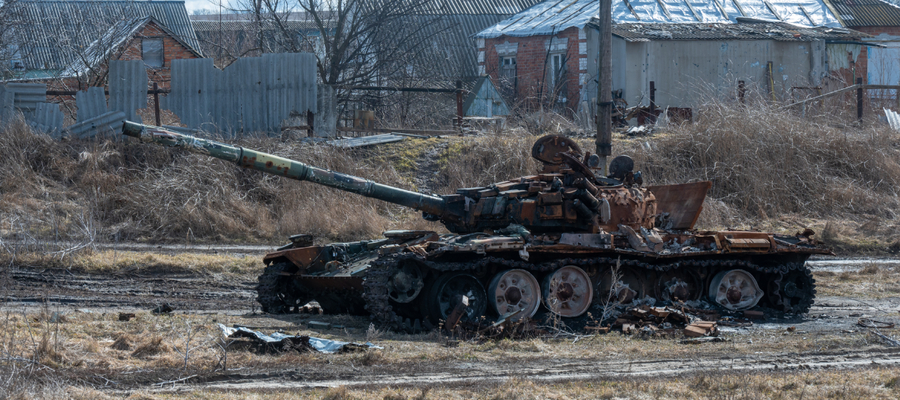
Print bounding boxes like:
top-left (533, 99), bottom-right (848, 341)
top-left (263, 245), bottom-right (324, 271)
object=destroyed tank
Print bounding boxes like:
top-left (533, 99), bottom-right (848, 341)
top-left (123, 121), bottom-right (830, 331)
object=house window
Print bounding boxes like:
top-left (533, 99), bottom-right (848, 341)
top-left (500, 56), bottom-right (516, 78)
top-left (550, 53), bottom-right (564, 87)
top-left (142, 38), bottom-right (164, 68)
top-left (10, 59), bottom-right (24, 70)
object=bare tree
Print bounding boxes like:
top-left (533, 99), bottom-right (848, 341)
top-left (235, 0), bottom-right (446, 87)
top-left (0, 0), bottom-right (25, 80)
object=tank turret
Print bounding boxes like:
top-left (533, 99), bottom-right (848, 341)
top-left (123, 122), bottom-right (668, 235)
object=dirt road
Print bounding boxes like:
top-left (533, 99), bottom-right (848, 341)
top-left (164, 347), bottom-right (900, 391)
top-left (3, 257), bottom-right (900, 393)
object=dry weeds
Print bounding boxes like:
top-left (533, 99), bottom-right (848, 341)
top-left (2, 101), bottom-right (899, 252)
top-left (815, 263), bottom-right (900, 299)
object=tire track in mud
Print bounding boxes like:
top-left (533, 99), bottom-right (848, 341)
top-left (2, 267), bottom-right (257, 311)
top-left (157, 348), bottom-right (900, 391)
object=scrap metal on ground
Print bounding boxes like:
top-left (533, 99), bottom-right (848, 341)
top-left (123, 122), bottom-right (831, 334)
top-left (218, 324), bottom-right (382, 353)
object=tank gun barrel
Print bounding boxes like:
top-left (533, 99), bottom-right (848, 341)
top-left (122, 121), bottom-right (446, 216)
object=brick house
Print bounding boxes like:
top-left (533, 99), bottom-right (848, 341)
top-left (62, 16), bottom-right (202, 89)
top-left (825, 0), bottom-right (900, 94)
top-left (475, 0), bottom-right (869, 117)
top-left (7, 0), bottom-right (203, 89)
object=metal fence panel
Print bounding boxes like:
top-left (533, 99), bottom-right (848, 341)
top-left (887, 108), bottom-right (900, 132)
top-left (6, 83), bottom-right (46, 111)
top-left (108, 60), bottom-right (148, 123)
top-left (28, 102), bottom-right (64, 137)
top-left (67, 111), bottom-right (126, 139)
top-left (166, 53), bottom-right (317, 136)
top-left (76, 87), bottom-right (107, 122)
top-left (0, 86), bottom-right (13, 121)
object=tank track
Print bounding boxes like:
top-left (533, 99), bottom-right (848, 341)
top-left (362, 254), bottom-right (816, 332)
top-left (257, 262), bottom-right (308, 314)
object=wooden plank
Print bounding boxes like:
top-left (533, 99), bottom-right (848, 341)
top-left (783, 85), bottom-right (859, 108)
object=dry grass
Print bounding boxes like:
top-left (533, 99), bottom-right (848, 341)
top-left (0, 249), bottom-right (261, 276)
top-left (814, 263), bottom-right (900, 299)
top-left (2, 101), bottom-right (899, 252)
top-left (624, 102), bottom-right (900, 227)
top-left (0, 307), bottom-right (890, 388)
top-left (139, 367), bottom-right (900, 399)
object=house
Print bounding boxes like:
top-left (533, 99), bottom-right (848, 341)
top-left (192, 15), bottom-right (324, 67)
top-left (393, 0), bottom-right (544, 84)
top-left (6, 0), bottom-right (203, 88)
top-left (474, 0), bottom-right (869, 116)
top-left (824, 0), bottom-right (900, 95)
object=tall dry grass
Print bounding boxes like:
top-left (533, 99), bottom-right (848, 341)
top-left (626, 102), bottom-right (900, 225)
top-left (0, 118), bottom-right (431, 244)
top-left (1, 101), bottom-right (898, 246)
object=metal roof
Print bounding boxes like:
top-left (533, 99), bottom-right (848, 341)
top-left (413, 0), bottom-right (545, 14)
top-left (13, 0), bottom-right (201, 71)
top-left (612, 21), bottom-right (866, 41)
top-left (407, 14), bottom-right (520, 80)
top-left (476, 0), bottom-right (844, 38)
top-left (191, 20), bottom-right (321, 32)
top-left (825, 0), bottom-right (900, 27)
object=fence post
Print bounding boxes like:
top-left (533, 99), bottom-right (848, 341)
top-left (456, 80), bottom-right (463, 129)
top-left (857, 77), bottom-right (863, 122)
top-left (649, 81), bottom-right (656, 123)
top-left (738, 80), bottom-right (745, 104)
top-left (153, 82), bottom-right (161, 126)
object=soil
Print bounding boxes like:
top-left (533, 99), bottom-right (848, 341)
top-left (3, 253), bottom-right (900, 393)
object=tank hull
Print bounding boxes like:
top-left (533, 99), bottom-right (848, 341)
top-left (258, 229), bottom-right (828, 331)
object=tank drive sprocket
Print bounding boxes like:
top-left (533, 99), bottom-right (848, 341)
top-left (363, 254), bottom-right (433, 333)
top-left (257, 262), bottom-right (312, 314)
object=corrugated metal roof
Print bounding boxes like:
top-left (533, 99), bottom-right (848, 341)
top-left (613, 21), bottom-right (866, 41)
top-left (192, 20), bottom-right (321, 32)
top-left (406, 14), bottom-right (518, 80)
top-left (14, 0), bottom-right (201, 71)
top-left (825, 0), bottom-right (900, 27)
top-left (414, 0), bottom-right (545, 14)
top-left (476, 0), bottom-right (844, 38)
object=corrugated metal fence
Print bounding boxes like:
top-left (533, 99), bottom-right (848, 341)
top-left (0, 83), bottom-right (64, 137)
top-left (167, 53), bottom-right (317, 135)
top-left (1, 53), bottom-right (320, 138)
top-left (108, 60), bottom-right (147, 123)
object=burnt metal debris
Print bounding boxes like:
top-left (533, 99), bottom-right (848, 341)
top-left (123, 121), bottom-right (831, 333)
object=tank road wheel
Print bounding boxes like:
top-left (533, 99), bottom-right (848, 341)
top-left (257, 262), bottom-right (309, 314)
top-left (595, 268), bottom-right (647, 305)
top-left (655, 270), bottom-right (703, 302)
top-left (427, 273), bottom-right (487, 324)
top-left (542, 266), bottom-right (593, 317)
top-left (489, 269), bottom-right (541, 320)
top-left (709, 269), bottom-right (764, 311)
top-left (387, 262), bottom-right (425, 304)
top-left (777, 268), bottom-right (816, 314)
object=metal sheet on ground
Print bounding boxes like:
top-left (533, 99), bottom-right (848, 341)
top-left (327, 134), bottom-right (406, 148)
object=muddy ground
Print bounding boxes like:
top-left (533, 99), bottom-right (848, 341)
top-left (3, 252), bottom-right (900, 395)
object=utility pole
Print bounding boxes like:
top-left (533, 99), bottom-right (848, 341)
top-left (596, 0), bottom-right (612, 174)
